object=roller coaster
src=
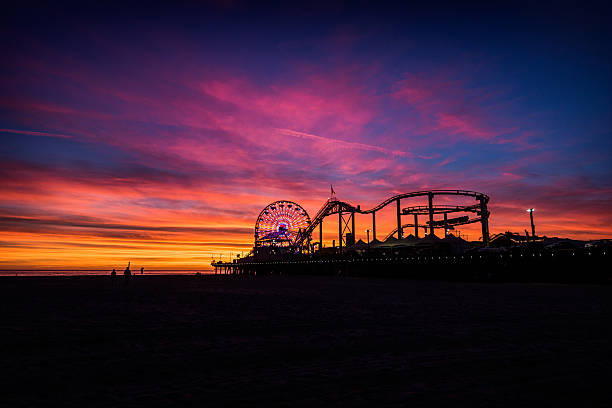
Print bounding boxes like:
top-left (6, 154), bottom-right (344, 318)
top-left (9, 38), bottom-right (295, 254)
top-left (254, 190), bottom-right (490, 252)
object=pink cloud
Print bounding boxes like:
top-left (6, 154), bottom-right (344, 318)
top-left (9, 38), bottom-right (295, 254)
top-left (435, 112), bottom-right (517, 140)
top-left (391, 71), bottom-right (525, 143)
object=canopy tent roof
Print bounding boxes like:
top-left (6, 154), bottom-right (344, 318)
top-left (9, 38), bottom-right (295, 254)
top-left (345, 239), bottom-right (369, 251)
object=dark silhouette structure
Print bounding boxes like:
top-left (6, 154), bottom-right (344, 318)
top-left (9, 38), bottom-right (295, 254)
top-left (124, 262), bottom-right (131, 285)
top-left (212, 190), bottom-right (610, 283)
top-left (257, 190), bottom-right (490, 253)
top-left (527, 208), bottom-right (536, 237)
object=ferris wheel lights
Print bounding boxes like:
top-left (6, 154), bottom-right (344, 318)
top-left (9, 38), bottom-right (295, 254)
top-left (255, 200), bottom-right (311, 247)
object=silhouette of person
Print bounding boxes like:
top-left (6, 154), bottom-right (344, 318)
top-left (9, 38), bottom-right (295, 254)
top-left (124, 262), bottom-right (131, 285)
top-left (111, 268), bottom-right (116, 284)
top-left (140, 267), bottom-right (144, 275)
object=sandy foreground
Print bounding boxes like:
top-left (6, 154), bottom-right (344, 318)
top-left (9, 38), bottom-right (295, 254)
top-left (2, 275), bottom-right (611, 407)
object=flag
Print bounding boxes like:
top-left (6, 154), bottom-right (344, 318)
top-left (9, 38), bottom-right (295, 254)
top-left (330, 184), bottom-right (335, 196)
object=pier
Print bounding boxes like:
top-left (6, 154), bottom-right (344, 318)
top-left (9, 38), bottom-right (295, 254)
top-left (211, 261), bottom-right (241, 274)
top-left (211, 189), bottom-right (610, 283)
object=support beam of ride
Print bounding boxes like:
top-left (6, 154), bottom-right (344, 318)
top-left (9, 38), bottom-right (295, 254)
top-left (396, 199), bottom-right (402, 239)
top-left (319, 219), bottom-right (323, 250)
top-left (338, 208), bottom-right (342, 253)
top-left (444, 212), bottom-right (448, 237)
top-left (351, 210), bottom-right (355, 243)
top-left (414, 214), bottom-right (418, 238)
top-left (480, 198), bottom-right (489, 246)
top-left (428, 192), bottom-right (435, 237)
top-left (372, 212), bottom-right (376, 241)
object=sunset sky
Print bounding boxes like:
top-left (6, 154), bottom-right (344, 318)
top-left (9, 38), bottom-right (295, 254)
top-left (1, 2), bottom-right (611, 269)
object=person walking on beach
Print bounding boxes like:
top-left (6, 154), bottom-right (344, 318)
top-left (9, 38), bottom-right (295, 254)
top-left (111, 268), bottom-right (116, 284)
top-left (140, 266), bottom-right (144, 275)
top-left (124, 262), bottom-right (131, 285)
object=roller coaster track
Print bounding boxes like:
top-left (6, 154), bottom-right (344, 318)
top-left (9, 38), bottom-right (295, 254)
top-left (383, 217), bottom-right (485, 241)
top-left (401, 204), bottom-right (481, 215)
top-left (292, 199), bottom-right (354, 249)
top-left (360, 190), bottom-right (488, 213)
top-left (292, 190), bottom-right (490, 250)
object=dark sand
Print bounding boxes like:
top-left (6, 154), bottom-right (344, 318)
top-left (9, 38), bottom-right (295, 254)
top-left (2, 275), bottom-right (611, 407)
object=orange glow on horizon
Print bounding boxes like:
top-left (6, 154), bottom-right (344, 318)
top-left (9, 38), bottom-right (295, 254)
top-left (1, 188), bottom-right (610, 270)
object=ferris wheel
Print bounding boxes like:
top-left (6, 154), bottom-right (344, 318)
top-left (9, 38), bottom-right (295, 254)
top-left (254, 200), bottom-right (310, 247)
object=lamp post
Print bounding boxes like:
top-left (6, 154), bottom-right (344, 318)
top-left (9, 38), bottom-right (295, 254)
top-left (366, 229), bottom-right (371, 249)
top-left (526, 208), bottom-right (536, 238)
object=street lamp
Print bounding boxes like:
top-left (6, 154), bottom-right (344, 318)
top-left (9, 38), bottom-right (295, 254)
top-left (526, 208), bottom-right (536, 238)
top-left (366, 229), bottom-right (371, 249)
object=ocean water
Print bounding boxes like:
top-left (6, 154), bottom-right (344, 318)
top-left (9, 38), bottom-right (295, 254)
top-left (0, 269), bottom-right (215, 276)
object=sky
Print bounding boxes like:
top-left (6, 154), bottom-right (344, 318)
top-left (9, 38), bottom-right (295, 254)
top-left (1, 1), bottom-right (611, 269)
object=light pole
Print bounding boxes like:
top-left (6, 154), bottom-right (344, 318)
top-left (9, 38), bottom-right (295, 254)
top-left (526, 208), bottom-right (535, 238)
top-left (366, 229), bottom-right (371, 249)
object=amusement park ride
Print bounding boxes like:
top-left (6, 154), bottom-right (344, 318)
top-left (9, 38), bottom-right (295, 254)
top-left (253, 190), bottom-right (490, 253)
top-left (212, 190), bottom-right (609, 282)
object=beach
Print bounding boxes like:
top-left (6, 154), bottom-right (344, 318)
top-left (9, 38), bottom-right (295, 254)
top-left (2, 275), bottom-right (611, 407)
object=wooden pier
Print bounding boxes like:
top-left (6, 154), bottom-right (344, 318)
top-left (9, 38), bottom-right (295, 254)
top-left (211, 261), bottom-right (247, 274)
